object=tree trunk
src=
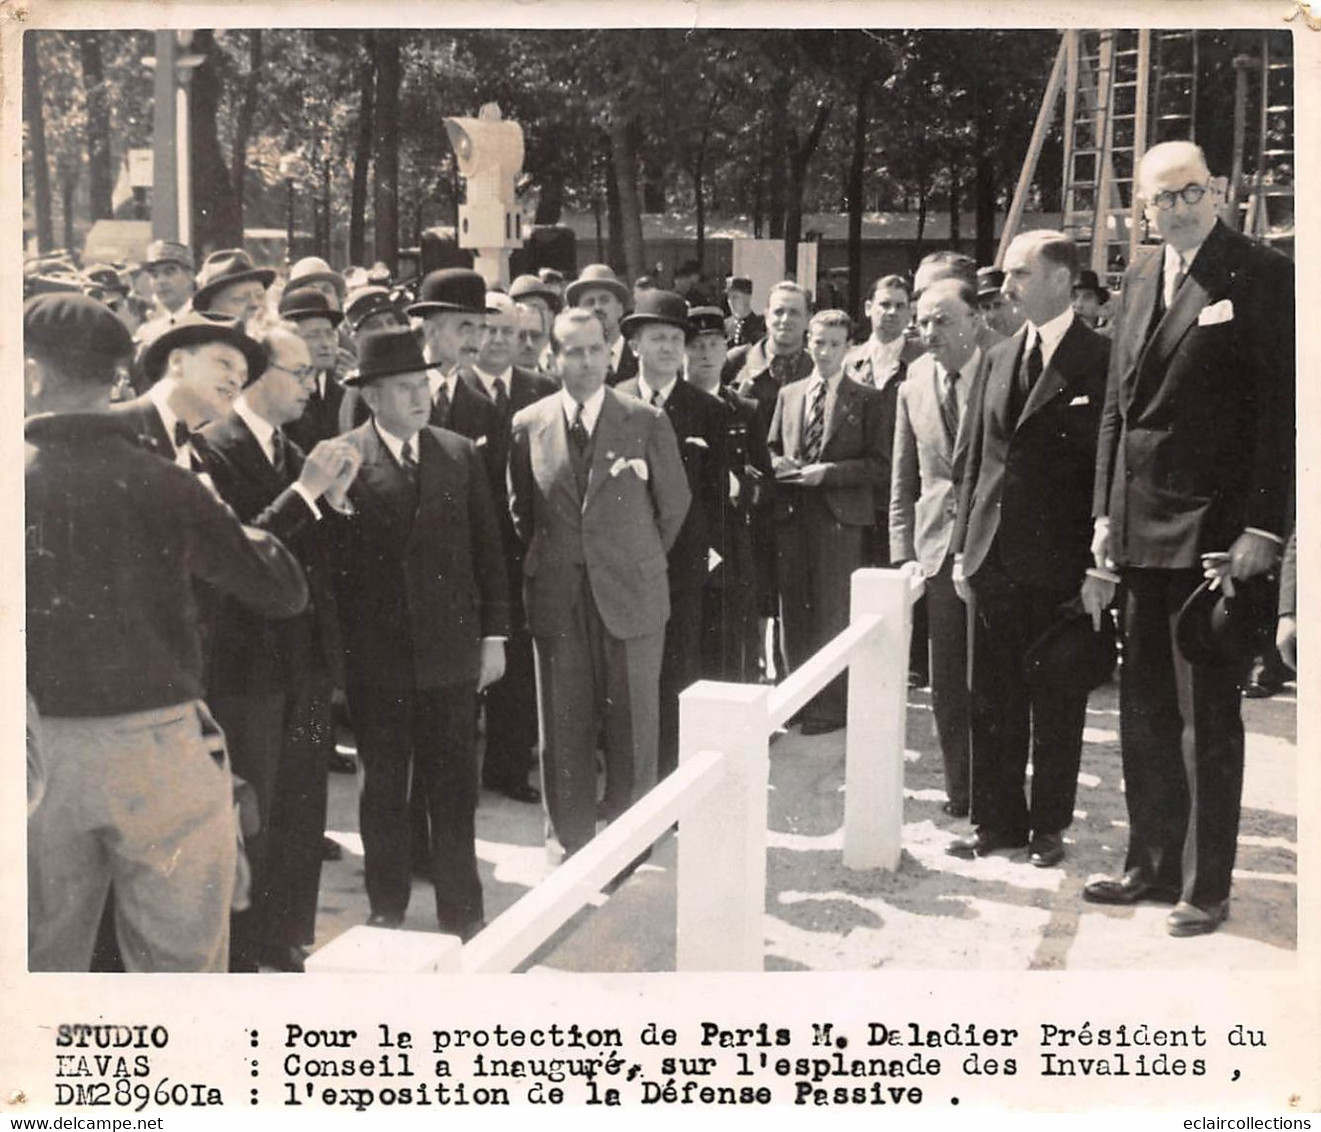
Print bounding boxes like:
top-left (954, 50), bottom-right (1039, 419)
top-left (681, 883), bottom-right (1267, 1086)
top-left (604, 144), bottom-right (623, 269)
top-left (190, 30), bottom-right (242, 254)
top-left (372, 30), bottom-right (401, 272)
top-left (784, 98), bottom-right (832, 278)
top-left (349, 35), bottom-right (375, 267)
top-left (609, 93), bottom-right (644, 281)
top-left (846, 76), bottom-right (870, 323)
top-left (24, 33), bottom-right (54, 251)
top-left (534, 168), bottom-right (564, 226)
top-left (59, 160), bottom-right (78, 251)
top-left (230, 30), bottom-right (263, 232)
top-left (767, 75), bottom-right (789, 240)
top-left (752, 112), bottom-right (765, 239)
top-left (319, 159), bottom-right (332, 260)
top-left (948, 164), bottom-right (961, 248)
top-left (693, 155), bottom-right (706, 269)
top-left (78, 33), bottom-right (113, 221)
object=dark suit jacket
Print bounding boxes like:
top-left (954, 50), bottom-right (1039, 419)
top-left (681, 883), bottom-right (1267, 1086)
top-left (111, 395), bottom-right (174, 460)
top-left (616, 376), bottom-right (729, 594)
top-left (768, 372), bottom-right (888, 528)
top-left (508, 387), bottom-right (691, 641)
top-left (953, 318), bottom-right (1110, 590)
top-left (726, 338), bottom-right (814, 439)
top-left (1094, 220), bottom-right (1295, 568)
top-left (338, 369), bottom-right (501, 456)
top-left (606, 340), bottom-right (639, 387)
top-left (330, 423), bottom-right (509, 689)
top-left (194, 409), bottom-right (343, 691)
top-left (285, 371), bottom-right (346, 454)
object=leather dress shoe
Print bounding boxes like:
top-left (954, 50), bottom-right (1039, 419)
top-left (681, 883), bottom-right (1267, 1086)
top-left (328, 750), bottom-right (358, 774)
top-left (486, 779), bottom-right (541, 803)
top-left (946, 829), bottom-right (1027, 858)
top-left (942, 799), bottom-right (970, 818)
top-left (1028, 831), bottom-right (1065, 868)
top-left (1082, 869), bottom-right (1180, 906)
top-left (259, 943), bottom-right (308, 972)
top-left (322, 836), bottom-right (342, 861)
top-left (1167, 900), bottom-right (1229, 937)
top-left (367, 912), bottom-right (403, 929)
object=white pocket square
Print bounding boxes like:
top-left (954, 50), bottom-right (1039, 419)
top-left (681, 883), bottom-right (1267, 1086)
top-left (1198, 299), bottom-right (1234, 326)
top-left (1069, 395), bottom-right (1091, 407)
top-left (685, 436), bottom-right (708, 449)
top-left (474, 435), bottom-right (488, 447)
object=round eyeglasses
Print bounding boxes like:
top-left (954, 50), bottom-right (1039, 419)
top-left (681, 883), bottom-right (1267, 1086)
top-left (1148, 182), bottom-right (1210, 211)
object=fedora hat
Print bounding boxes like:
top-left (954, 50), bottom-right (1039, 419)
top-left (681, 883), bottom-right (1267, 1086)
top-left (686, 305), bottom-right (727, 336)
top-left (288, 255), bottom-right (345, 298)
top-left (1175, 574), bottom-right (1274, 668)
top-left (565, 263), bottom-right (630, 309)
top-left (1023, 600), bottom-right (1117, 694)
top-left (1072, 270), bottom-right (1111, 304)
top-left (142, 240), bottom-right (194, 272)
top-left (406, 268), bottom-right (492, 318)
top-left (343, 326), bottom-right (429, 386)
top-left (277, 286), bottom-right (344, 327)
top-left (192, 248), bottom-right (276, 311)
top-left (139, 310), bottom-right (268, 384)
top-left (620, 289), bottom-right (693, 340)
top-left (508, 273), bottom-right (564, 313)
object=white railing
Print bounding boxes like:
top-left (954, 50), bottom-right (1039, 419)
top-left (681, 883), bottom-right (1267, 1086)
top-left (308, 567), bottom-right (923, 975)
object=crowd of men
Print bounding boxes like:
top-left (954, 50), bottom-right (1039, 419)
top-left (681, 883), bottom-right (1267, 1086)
top-left (25, 140), bottom-right (1295, 973)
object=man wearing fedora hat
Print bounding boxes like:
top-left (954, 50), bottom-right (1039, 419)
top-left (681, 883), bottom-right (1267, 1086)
top-left (617, 290), bottom-right (729, 777)
top-left (135, 240), bottom-right (196, 339)
top-left (508, 309), bottom-right (689, 859)
top-left (949, 230), bottom-right (1111, 868)
top-left (192, 248), bottom-right (277, 324)
top-left (976, 266), bottom-right (1026, 339)
top-left (509, 274), bottom-right (561, 373)
top-left (1071, 270), bottom-right (1111, 330)
top-left (566, 264), bottom-right (637, 385)
top-left (288, 256), bottom-right (346, 312)
top-left (278, 287), bottom-right (349, 454)
top-left (329, 326), bottom-right (508, 938)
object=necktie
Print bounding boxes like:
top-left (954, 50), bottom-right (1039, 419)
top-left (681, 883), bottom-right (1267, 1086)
top-left (1165, 261), bottom-right (1188, 311)
top-left (771, 354), bottom-right (797, 387)
top-left (1023, 335), bottom-right (1043, 393)
top-left (492, 378), bottom-right (508, 416)
top-left (433, 382), bottom-right (451, 428)
top-left (173, 420), bottom-right (192, 450)
top-left (568, 402), bottom-right (589, 453)
top-left (802, 381), bottom-right (825, 462)
top-left (650, 388), bottom-right (663, 408)
top-left (399, 438), bottom-right (418, 484)
top-left (940, 368), bottom-right (961, 448)
top-left (270, 429), bottom-right (288, 477)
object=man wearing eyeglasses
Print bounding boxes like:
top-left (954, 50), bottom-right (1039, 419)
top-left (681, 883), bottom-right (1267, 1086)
top-left (195, 325), bottom-right (363, 970)
top-left (1086, 141), bottom-right (1295, 937)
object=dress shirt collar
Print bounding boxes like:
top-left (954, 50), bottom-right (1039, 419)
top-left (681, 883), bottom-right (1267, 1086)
top-left (233, 395), bottom-right (277, 463)
top-left (1163, 240), bottom-right (1204, 279)
top-left (809, 367), bottom-right (846, 395)
top-left (637, 373), bottom-right (678, 407)
top-left (147, 379), bottom-right (182, 450)
top-left (936, 347), bottom-right (981, 388)
top-left (473, 365), bottom-right (513, 400)
top-left (560, 385), bottom-right (606, 434)
top-left (374, 419), bottom-right (419, 465)
top-left (1026, 306), bottom-right (1074, 370)
top-left (426, 364), bottom-right (457, 401)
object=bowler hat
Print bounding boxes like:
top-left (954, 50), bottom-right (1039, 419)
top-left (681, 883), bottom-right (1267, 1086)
top-left (277, 286), bottom-right (344, 327)
top-left (565, 264), bottom-right (630, 309)
top-left (25, 292), bottom-right (134, 362)
top-left (406, 268), bottom-right (492, 318)
top-left (142, 240), bottom-right (194, 271)
top-left (509, 274), bottom-right (564, 314)
top-left (139, 310), bottom-right (268, 384)
top-left (1175, 575), bottom-right (1275, 668)
top-left (343, 326), bottom-right (429, 386)
top-left (687, 305), bottom-right (727, 336)
top-left (344, 286), bottom-right (400, 331)
top-left (1072, 270), bottom-right (1111, 304)
top-left (288, 256), bottom-right (346, 298)
top-left (976, 266), bottom-right (1006, 298)
top-left (620, 289), bottom-right (693, 340)
top-left (1023, 600), bottom-right (1117, 693)
top-left (193, 248), bottom-right (276, 311)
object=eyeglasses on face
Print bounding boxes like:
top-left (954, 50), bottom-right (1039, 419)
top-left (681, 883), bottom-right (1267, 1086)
top-left (270, 363), bottom-right (318, 383)
top-left (1147, 182), bottom-right (1210, 211)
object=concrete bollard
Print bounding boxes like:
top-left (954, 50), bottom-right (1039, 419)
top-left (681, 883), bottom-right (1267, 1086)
top-left (305, 926), bottom-right (463, 974)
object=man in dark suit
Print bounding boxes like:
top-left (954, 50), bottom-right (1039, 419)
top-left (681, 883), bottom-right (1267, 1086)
top-left (566, 264), bottom-right (637, 386)
top-left (465, 291), bottom-right (557, 803)
top-left (508, 310), bottom-right (690, 858)
top-left (617, 291), bottom-right (729, 777)
top-left (769, 309), bottom-right (888, 733)
top-left (723, 276), bottom-right (765, 348)
top-left (948, 231), bottom-right (1110, 866)
top-left (195, 326), bottom-right (361, 971)
top-left (279, 288), bottom-right (348, 453)
top-left (1085, 141), bottom-right (1295, 936)
top-left (330, 327), bottom-right (509, 939)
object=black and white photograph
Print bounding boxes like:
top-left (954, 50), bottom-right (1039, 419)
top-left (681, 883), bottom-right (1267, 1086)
top-left (4, 2), bottom-right (1315, 1120)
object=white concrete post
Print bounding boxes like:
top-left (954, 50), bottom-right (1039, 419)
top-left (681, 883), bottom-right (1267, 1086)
top-left (676, 681), bottom-right (771, 971)
top-left (305, 926), bottom-right (462, 974)
top-left (843, 568), bottom-right (917, 870)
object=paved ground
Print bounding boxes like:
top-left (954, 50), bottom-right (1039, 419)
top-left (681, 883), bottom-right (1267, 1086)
top-left (312, 677), bottom-right (1297, 972)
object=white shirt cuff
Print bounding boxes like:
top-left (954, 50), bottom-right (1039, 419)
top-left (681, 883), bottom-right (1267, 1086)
top-left (1244, 527), bottom-right (1283, 545)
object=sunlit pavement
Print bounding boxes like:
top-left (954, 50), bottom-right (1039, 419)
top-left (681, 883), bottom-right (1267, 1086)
top-left (313, 679), bottom-right (1296, 972)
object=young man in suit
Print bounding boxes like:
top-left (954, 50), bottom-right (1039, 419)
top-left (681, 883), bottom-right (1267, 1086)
top-left (616, 290), bottom-right (729, 777)
top-left (769, 310), bottom-right (889, 734)
top-left (890, 278), bottom-right (982, 814)
top-left (330, 327), bottom-right (509, 940)
top-left (1085, 141), bottom-right (1295, 936)
top-left (279, 287), bottom-right (348, 454)
top-left (507, 310), bottom-right (690, 858)
top-left (466, 292), bottom-right (557, 804)
top-left (195, 326), bottom-right (361, 970)
top-left (949, 231), bottom-right (1110, 867)
top-left (565, 264), bottom-right (636, 385)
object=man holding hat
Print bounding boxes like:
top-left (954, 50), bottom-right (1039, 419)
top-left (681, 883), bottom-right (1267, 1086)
top-left (192, 248), bottom-right (277, 324)
top-left (329, 327), bottom-right (509, 938)
top-left (25, 293), bottom-right (308, 971)
top-left (508, 309), bottom-right (690, 859)
top-left (278, 287), bottom-right (348, 453)
top-left (949, 230), bottom-right (1110, 868)
top-left (723, 276), bottom-right (765, 349)
top-left (566, 264), bottom-right (637, 385)
top-left (617, 291), bottom-right (729, 778)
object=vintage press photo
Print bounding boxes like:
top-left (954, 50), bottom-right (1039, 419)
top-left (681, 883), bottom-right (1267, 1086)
top-left (2, 0), bottom-right (1316, 1122)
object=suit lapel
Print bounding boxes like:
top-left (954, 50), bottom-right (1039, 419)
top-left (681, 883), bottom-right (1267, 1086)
top-left (1019, 321), bottom-right (1081, 426)
top-left (227, 412), bottom-right (289, 494)
top-left (582, 391), bottom-right (624, 514)
top-left (532, 401), bottom-right (580, 510)
top-left (353, 424), bottom-right (415, 549)
top-left (822, 377), bottom-right (852, 451)
top-left (783, 382), bottom-right (804, 459)
top-left (1140, 222), bottom-right (1232, 391)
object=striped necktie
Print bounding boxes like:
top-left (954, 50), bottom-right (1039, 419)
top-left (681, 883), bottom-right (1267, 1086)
top-left (802, 380), bottom-right (826, 461)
